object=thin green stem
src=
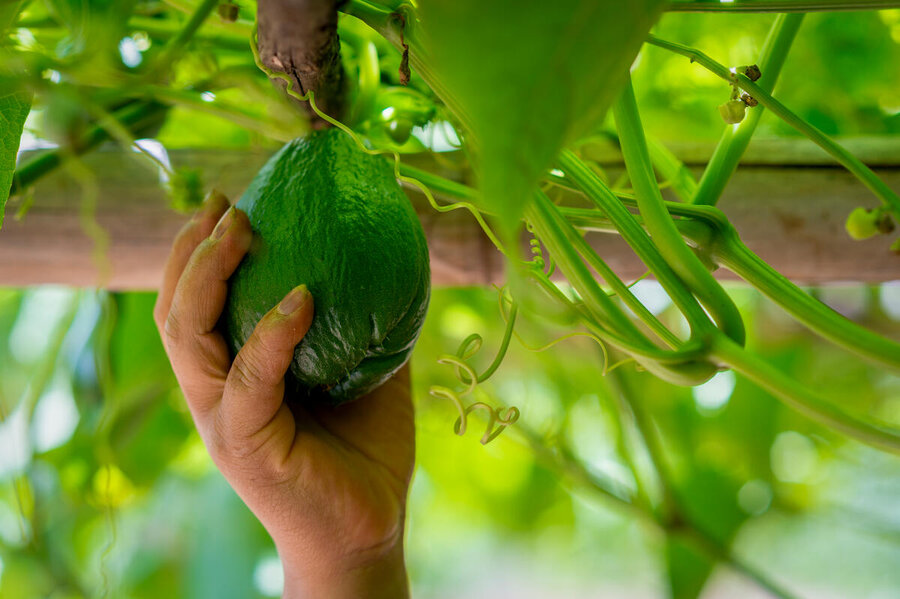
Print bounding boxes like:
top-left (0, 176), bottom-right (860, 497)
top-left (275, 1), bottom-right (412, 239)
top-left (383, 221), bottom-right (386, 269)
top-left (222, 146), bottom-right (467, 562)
top-left (526, 193), bottom-right (716, 386)
top-left (714, 228), bottom-right (900, 371)
top-left (129, 15), bottom-right (249, 50)
top-left (574, 232), bottom-right (683, 349)
top-left (647, 34), bottom-right (900, 218)
top-left (517, 409), bottom-right (798, 599)
top-left (516, 424), bottom-right (639, 509)
top-left (342, 0), bottom-right (477, 137)
top-left (599, 383), bottom-right (656, 512)
top-left (151, 0), bottom-right (220, 76)
top-left (14, 14), bottom-right (250, 49)
top-left (396, 162), bottom-right (479, 201)
top-left (608, 368), bottom-right (799, 599)
top-left (666, 0), bottom-right (900, 11)
top-left (347, 39), bottom-right (380, 127)
top-left (692, 13), bottom-right (804, 206)
top-left (562, 198), bottom-right (900, 371)
top-left (527, 192), bottom-right (654, 345)
top-left (162, 0), bottom-right (252, 36)
top-left (558, 150), bottom-right (714, 340)
top-left (120, 86), bottom-right (297, 140)
top-left (10, 101), bottom-right (167, 196)
top-left (646, 136), bottom-right (697, 203)
top-left (710, 332), bottom-right (900, 454)
top-left (676, 526), bottom-right (800, 599)
top-left (384, 163), bottom-right (900, 373)
top-left (476, 302), bottom-right (518, 383)
top-left (613, 77), bottom-right (746, 345)
top-left (606, 369), bottom-right (674, 517)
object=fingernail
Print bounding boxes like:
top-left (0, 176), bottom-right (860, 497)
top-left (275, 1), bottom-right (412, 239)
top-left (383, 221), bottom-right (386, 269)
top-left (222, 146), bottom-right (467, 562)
top-left (204, 189), bottom-right (224, 204)
top-left (200, 189), bottom-right (227, 214)
top-left (278, 284), bottom-right (310, 315)
top-left (211, 205), bottom-right (234, 240)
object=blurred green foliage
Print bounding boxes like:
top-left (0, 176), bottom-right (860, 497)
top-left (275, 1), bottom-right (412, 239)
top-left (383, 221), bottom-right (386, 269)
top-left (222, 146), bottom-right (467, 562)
top-left (2, 1), bottom-right (900, 598)
top-left (636, 10), bottom-right (900, 140)
top-left (1, 285), bottom-right (899, 597)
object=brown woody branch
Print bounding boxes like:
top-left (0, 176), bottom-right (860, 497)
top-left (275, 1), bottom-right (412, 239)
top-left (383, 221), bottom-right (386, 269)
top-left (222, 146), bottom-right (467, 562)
top-left (257, 0), bottom-right (346, 125)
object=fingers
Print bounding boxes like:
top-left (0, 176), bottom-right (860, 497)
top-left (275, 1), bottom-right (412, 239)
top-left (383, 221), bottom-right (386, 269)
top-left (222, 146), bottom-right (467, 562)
top-left (154, 190), bottom-right (229, 335)
top-left (164, 203), bottom-right (253, 414)
top-left (216, 285), bottom-right (314, 450)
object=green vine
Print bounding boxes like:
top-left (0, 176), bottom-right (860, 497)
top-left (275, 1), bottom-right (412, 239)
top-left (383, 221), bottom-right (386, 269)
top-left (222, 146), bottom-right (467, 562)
top-left (692, 13), bottom-right (805, 207)
top-left (429, 297), bottom-right (520, 445)
top-left (647, 34), bottom-right (900, 221)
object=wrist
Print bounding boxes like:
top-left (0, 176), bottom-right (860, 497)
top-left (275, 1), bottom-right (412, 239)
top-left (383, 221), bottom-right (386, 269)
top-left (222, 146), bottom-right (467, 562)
top-left (280, 536), bottom-right (409, 599)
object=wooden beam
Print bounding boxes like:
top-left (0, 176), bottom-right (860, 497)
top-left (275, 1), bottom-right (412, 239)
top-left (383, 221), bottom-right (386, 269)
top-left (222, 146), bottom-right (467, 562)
top-left (0, 144), bottom-right (898, 290)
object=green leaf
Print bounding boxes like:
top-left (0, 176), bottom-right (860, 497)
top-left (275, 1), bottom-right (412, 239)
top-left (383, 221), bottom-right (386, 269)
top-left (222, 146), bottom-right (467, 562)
top-left (0, 87), bottom-right (31, 229)
top-left (0, 1), bottom-right (25, 32)
top-left (665, 467), bottom-right (748, 599)
top-left (665, 536), bottom-right (714, 599)
top-left (416, 0), bottom-right (667, 230)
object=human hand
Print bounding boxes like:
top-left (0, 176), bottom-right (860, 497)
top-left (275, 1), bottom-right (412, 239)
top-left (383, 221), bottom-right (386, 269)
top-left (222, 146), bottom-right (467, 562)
top-left (154, 191), bottom-right (414, 598)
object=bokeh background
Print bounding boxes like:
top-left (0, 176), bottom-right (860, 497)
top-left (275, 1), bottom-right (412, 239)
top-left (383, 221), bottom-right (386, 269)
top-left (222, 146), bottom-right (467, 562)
top-left (2, 5), bottom-right (900, 599)
top-left (1, 284), bottom-right (899, 598)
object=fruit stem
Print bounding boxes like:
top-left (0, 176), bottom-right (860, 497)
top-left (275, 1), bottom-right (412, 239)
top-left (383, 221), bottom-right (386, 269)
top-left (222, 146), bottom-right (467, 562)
top-left (613, 77), bottom-right (746, 346)
top-left (692, 13), bottom-right (804, 206)
top-left (647, 34), bottom-right (900, 219)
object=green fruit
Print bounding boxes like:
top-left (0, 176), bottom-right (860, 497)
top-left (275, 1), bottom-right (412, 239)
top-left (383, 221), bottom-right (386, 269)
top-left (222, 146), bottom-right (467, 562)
top-left (386, 118), bottom-right (414, 144)
top-left (845, 207), bottom-right (880, 240)
top-left (718, 100), bottom-right (746, 124)
top-left (223, 129), bottom-right (431, 406)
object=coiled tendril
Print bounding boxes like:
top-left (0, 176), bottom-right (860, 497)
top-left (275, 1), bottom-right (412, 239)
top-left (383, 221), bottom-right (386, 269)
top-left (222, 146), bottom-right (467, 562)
top-left (429, 298), bottom-right (520, 445)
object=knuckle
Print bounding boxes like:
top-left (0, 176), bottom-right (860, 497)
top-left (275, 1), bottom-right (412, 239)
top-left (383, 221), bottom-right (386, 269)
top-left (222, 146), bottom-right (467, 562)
top-left (193, 237), bottom-right (232, 276)
top-left (163, 311), bottom-right (182, 345)
top-left (189, 238), bottom-right (217, 266)
top-left (231, 351), bottom-right (272, 390)
top-left (209, 412), bottom-right (278, 471)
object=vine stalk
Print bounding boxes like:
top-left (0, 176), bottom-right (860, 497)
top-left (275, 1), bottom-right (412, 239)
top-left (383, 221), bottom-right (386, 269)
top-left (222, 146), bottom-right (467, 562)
top-left (692, 13), bottom-right (804, 206)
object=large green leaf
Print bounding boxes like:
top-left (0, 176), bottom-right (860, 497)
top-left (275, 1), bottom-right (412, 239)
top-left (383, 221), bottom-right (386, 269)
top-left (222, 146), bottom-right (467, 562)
top-left (0, 87), bottom-right (31, 228)
top-left (666, 536), bottom-right (714, 599)
top-left (1, 1), bottom-right (30, 228)
top-left (0, 1), bottom-right (25, 32)
top-left (416, 0), bottom-right (666, 230)
top-left (665, 467), bottom-right (748, 599)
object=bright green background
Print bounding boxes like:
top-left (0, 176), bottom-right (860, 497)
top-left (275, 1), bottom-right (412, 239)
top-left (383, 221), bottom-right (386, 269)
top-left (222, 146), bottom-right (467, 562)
top-left (1, 4), bottom-right (900, 598)
top-left (1, 284), bottom-right (899, 598)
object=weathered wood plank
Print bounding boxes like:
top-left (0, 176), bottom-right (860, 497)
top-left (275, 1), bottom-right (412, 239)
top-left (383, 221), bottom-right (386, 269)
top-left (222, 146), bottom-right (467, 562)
top-left (580, 135), bottom-right (900, 167)
top-left (0, 146), bottom-right (898, 290)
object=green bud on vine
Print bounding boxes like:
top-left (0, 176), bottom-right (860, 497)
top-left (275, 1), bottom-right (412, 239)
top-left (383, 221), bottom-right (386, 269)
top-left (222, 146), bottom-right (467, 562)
top-left (740, 93), bottom-right (758, 108)
top-left (718, 99), bottom-right (746, 124)
top-left (218, 1), bottom-right (239, 22)
top-left (844, 206), bottom-right (890, 240)
top-left (386, 118), bottom-right (414, 144)
top-left (876, 211), bottom-right (895, 235)
top-left (742, 64), bottom-right (762, 81)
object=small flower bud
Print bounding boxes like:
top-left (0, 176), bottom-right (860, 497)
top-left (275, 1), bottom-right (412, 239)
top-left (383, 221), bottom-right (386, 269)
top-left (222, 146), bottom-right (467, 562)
top-left (742, 64), bottom-right (762, 81)
top-left (218, 2), bottom-right (239, 22)
top-left (718, 100), bottom-right (746, 124)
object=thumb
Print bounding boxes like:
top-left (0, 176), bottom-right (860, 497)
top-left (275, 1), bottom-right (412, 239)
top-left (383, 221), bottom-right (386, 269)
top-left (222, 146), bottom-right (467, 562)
top-left (216, 285), bottom-right (314, 453)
